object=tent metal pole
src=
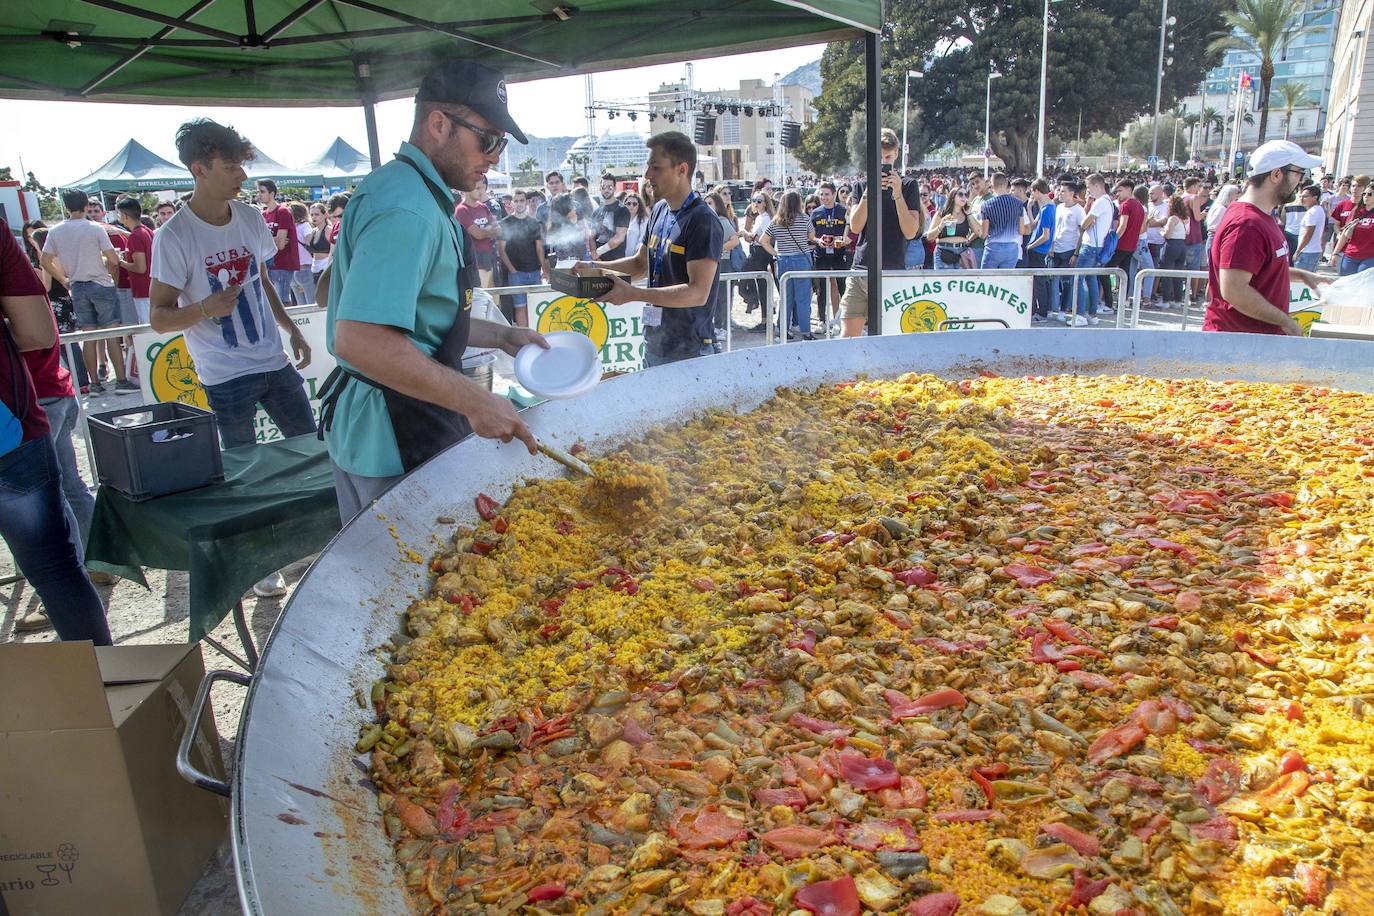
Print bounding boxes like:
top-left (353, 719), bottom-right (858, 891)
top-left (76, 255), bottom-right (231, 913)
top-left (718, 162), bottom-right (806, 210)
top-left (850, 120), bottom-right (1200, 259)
top-left (79, 0), bottom-right (220, 95)
top-left (363, 99), bottom-right (381, 169)
top-left (74, 0), bottom-right (240, 43)
top-left (864, 25), bottom-right (883, 336)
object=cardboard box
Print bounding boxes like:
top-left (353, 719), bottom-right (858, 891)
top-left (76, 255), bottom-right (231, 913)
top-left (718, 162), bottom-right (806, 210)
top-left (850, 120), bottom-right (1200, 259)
top-left (0, 642), bottom-right (228, 916)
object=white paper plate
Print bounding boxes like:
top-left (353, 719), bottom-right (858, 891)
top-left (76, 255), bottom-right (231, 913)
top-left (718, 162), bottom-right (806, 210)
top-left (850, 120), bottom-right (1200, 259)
top-left (513, 332), bottom-right (601, 399)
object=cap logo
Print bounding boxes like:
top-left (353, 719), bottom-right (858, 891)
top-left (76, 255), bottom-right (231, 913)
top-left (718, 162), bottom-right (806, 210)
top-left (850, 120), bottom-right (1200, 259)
top-left (496, 80), bottom-right (507, 104)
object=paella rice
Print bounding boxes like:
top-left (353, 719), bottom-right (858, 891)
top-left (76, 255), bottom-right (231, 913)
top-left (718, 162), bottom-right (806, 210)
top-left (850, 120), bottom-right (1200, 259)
top-left (362, 372), bottom-right (1374, 914)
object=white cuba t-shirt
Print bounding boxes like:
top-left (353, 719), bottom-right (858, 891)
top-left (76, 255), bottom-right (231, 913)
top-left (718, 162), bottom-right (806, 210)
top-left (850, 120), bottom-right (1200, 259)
top-left (151, 200), bottom-right (289, 386)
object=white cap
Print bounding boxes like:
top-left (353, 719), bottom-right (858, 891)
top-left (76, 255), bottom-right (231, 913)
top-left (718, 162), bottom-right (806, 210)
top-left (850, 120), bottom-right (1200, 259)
top-left (1247, 139), bottom-right (1323, 177)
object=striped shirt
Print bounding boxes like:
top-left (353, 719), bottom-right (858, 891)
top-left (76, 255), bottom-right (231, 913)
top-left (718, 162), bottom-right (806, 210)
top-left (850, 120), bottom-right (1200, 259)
top-left (981, 193), bottom-right (1026, 244)
top-left (765, 218), bottom-right (812, 256)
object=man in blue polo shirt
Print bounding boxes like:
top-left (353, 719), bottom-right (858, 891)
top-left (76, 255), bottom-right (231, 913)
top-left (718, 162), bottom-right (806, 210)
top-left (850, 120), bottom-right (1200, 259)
top-left (576, 131), bottom-right (722, 366)
top-left (980, 173), bottom-right (1026, 269)
top-left (317, 59), bottom-right (547, 523)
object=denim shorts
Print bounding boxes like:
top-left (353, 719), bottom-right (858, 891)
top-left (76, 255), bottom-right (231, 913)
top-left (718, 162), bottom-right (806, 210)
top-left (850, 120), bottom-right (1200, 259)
top-left (116, 287), bottom-right (138, 326)
top-left (1183, 242), bottom-right (1204, 271)
top-left (70, 280), bottom-right (120, 328)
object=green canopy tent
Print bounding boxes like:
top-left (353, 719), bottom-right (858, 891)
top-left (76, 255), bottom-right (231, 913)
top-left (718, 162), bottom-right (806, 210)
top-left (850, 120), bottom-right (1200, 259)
top-left (67, 137), bottom-right (194, 194)
top-left (242, 142), bottom-right (325, 188)
top-left (302, 136), bottom-right (372, 186)
top-left (0, 1), bottom-right (888, 326)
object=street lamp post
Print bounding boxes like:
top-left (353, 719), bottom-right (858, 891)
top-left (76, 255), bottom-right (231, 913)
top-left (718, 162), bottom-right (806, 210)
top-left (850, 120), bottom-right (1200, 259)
top-left (1150, 1), bottom-right (1177, 159)
top-left (901, 69), bottom-right (924, 172)
top-left (1170, 116), bottom-right (1180, 165)
top-left (1035, 0), bottom-right (1065, 178)
top-left (985, 67), bottom-right (1002, 178)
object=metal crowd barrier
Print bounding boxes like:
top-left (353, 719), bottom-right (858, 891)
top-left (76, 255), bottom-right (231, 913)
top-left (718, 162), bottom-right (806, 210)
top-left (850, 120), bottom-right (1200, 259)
top-left (774, 267), bottom-right (1130, 338)
top-left (1129, 268), bottom-right (1210, 329)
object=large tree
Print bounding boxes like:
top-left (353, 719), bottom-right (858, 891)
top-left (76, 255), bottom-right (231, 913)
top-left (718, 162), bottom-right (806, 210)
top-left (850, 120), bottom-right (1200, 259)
top-left (797, 0), bottom-right (1227, 175)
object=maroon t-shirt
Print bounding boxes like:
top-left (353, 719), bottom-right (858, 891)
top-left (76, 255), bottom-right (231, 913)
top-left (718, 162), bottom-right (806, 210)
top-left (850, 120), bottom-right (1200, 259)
top-left (454, 201), bottom-right (497, 256)
top-left (1342, 208), bottom-right (1374, 260)
top-left (1116, 197), bottom-right (1146, 251)
top-left (262, 204), bottom-right (301, 271)
top-left (108, 229), bottom-right (131, 289)
top-left (1203, 201), bottom-right (1291, 335)
top-left (125, 224), bottom-right (155, 298)
top-left (0, 230), bottom-right (51, 441)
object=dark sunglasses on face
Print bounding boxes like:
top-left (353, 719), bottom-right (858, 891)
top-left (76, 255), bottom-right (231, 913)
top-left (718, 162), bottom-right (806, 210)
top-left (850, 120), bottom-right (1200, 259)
top-left (438, 110), bottom-right (509, 156)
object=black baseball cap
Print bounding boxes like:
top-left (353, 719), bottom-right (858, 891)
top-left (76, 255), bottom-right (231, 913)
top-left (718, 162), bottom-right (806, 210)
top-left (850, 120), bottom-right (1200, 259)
top-left (416, 59), bottom-right (528, 145)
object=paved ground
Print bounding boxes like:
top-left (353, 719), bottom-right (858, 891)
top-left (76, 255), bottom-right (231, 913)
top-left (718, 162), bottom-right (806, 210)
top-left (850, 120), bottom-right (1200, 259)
top-left (0, 286), bottom-right (1202, 913)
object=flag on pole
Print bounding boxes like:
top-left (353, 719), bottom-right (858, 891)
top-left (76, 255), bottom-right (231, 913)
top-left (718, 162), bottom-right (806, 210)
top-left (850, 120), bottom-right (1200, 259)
top-left (1240, 72), bottom-right (1252, 89)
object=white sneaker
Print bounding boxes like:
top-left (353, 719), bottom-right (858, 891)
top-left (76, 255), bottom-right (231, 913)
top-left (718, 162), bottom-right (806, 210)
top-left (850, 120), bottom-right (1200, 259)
top-left (1051, 311), bottom-right (1069, 322)
top-left (1086, 315), bottom-right (1100, 326)
top-left (253, 571), bottom-right (288, 598)
top-left (1071, 315), bottom-right (1089, 327)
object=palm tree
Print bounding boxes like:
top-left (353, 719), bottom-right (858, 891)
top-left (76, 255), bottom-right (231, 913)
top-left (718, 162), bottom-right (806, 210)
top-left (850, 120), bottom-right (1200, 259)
top-left (1209, 0), bottom-right (1320, 143)
top-left (1182, 113), bottom-right (1202, 151)
top-left (1201, 106), bottom-right (1224, 146)
top-left (1272, 80), bottom-right (1312, 138)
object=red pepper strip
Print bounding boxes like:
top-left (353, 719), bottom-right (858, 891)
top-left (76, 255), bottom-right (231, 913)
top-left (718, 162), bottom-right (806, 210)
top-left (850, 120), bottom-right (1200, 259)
top-left (726, 896), bottom-right (773, 916)
top-left (1195, 757), bottom-right (1243, 804)
top-left (492, 516), bottom-right (508, 534)
top-left (1040, 821), bottom-right (1100, 857)
top-left (1030, 632), bottom-right (1064, 664)
top-left (1054, 659), bottom-right (1082, 672)
top-left (811, 531), bottom-right (837, 544)
top-left (970, 769), bottom-right (995, 806)
top-left (787, 629), bottom-right (818, 655)
top-left (894, 567), bottom-right (936, 586)
top-left (471, 541), bottom-right (494, 556)
top-left (1061, 870), bottom-right (1111, 911)
top-left (1296, 862), bottom-right (1330, 907)
top-left (789, 712), bottom-right (853, 737)
top-left (1280, 750), bottom-right (1308, 774)
top-left (1003, 562), bottom-right (1055, 587)
top-left (974, 763), bottom-right (1010, 779)
top-left (888, 688), bottom-right (967, 719)
top-left (1044, 619), bottom-right (1093, 645)
top-left (793, 876), bottom-right (860, 916)
top-left (527, 883), bottom-right (566, 902)
top-left (1145, 537), bottom-right (1198, 565)
top-left (1087, 722), bottom-right (1147, 765)
top-left (474, 492), bottom-right (500, 521)
top-left (1060, 644), bottom-right (1106, 658)
top-left (1148, 615), bottom-right (1180, 630)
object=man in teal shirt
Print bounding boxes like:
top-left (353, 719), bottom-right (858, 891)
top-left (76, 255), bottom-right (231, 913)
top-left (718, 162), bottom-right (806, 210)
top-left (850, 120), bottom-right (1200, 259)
top-left (318, 60), bottom-right (546, 523)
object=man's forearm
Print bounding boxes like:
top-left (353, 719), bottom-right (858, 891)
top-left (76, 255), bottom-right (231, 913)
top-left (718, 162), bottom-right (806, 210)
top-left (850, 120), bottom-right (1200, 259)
top-left (335, 320), bottom-right (488, 416)
top-left (263, 276), bottom-right (296, 333)
top-left (149, 297), bottom-right (209, 333)
top-left (591, 251), bottom-right (647, 279)
top-left (849, 195), bottom-right (869, 234)
top-left (40, 254), bottom-right (69, 288)
top-left (893, 194), bottom-right (918, 239)
top-left (467, 318), bottom-right (514, 349)
top-left (638, 282), bottom-right (714, 310)
top-left (1223, 283), bottom-right (1290, 327)
top-left (1297, 229), bottom-right (1314, 254)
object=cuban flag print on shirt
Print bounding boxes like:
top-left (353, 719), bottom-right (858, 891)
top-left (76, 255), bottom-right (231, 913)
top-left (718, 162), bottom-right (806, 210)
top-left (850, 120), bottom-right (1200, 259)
top-left (204, 247), bottom-right (269, 349)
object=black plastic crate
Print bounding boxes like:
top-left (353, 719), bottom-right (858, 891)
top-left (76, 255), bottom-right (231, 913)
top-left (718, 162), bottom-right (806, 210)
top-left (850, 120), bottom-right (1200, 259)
top-left (88, 403), bottom-right (225, 501)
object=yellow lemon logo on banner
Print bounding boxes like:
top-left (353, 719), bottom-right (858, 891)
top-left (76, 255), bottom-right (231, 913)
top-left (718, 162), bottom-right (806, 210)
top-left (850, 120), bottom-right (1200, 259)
top-left (146, 336), bottom-right (209, 409)
top-left (900, 299), bottom-right (949, 334)
top-left (1291, 309), bottom-right (1321, 337)
top-left (537, 295), bottom-right (610, 351)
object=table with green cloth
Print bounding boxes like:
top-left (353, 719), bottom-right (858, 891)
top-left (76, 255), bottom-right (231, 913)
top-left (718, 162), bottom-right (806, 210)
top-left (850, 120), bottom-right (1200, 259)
top-left (86, 434), bottom-right (341, 665)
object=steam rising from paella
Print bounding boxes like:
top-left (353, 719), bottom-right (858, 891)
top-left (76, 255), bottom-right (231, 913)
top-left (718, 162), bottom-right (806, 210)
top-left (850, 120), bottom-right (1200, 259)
top-left (361, 372), bottom-right (1374, 914)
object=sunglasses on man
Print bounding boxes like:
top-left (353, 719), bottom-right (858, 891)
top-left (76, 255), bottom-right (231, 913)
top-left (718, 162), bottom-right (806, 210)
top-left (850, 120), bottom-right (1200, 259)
top-left (438, 110), bottom-right (509, 156)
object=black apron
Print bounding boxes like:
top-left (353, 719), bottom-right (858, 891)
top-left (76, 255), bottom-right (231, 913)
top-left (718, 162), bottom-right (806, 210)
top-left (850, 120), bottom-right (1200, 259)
top-left (318, 154), bottom-right (478, 473)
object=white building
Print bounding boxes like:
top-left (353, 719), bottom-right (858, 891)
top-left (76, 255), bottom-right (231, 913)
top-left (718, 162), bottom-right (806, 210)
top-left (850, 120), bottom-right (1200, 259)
top-left (558, 131), bottom-right (650, 177)
top-left (1321, 0), bottom-right (1374, 176)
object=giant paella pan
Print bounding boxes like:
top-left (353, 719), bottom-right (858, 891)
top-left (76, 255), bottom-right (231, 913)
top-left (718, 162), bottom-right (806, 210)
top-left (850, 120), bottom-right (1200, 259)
top-left (182, 330), bottom-right (1374, 915)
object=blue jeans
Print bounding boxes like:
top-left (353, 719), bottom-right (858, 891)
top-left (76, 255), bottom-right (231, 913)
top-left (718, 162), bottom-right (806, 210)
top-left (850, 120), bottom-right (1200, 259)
top-left (267, 268), bottom-right (295, 307)
top-left (1340, 255), bottom-right (1374, 275)
top-left (291, 268), bottom-right (316, 304)
top-left (39, 394), bottom-right (95, 560)
top-left (981, 241), bottom-right (1020, 270)
top-left (1134, 239), bottom-right (1155, 303)
top-left (776, 253), bottom-right (813, 333)
top-left (0, 437), bottom-right (111, 643)
top-left (508, 269), bottom-right (542, 310)
top-left (1076, 245), bottom-right (1102, 315)
top-left (1295, 251), bottom-right (1321, 272)
top-left (202, 364), bottom-right (317, 449)
top-left (1183, 242), bottom-right (1204, 271)
top-left (934, 247), bottom-right (966, 270)
top-left (1047, 251), bottom-right (1076, 313)
top-left (904, 238), bottom-right (924, 270)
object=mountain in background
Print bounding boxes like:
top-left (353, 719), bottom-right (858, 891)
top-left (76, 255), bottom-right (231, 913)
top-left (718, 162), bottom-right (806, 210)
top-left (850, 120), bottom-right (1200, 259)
top-left (779, 59), bottom-right (822, 97)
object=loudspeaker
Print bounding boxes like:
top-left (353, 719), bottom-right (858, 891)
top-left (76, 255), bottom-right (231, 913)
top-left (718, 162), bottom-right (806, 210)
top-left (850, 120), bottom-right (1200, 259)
top-left (780, 121), bottom-right (802, 149)
top-left (694, 117), bottom-right (716, 146)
